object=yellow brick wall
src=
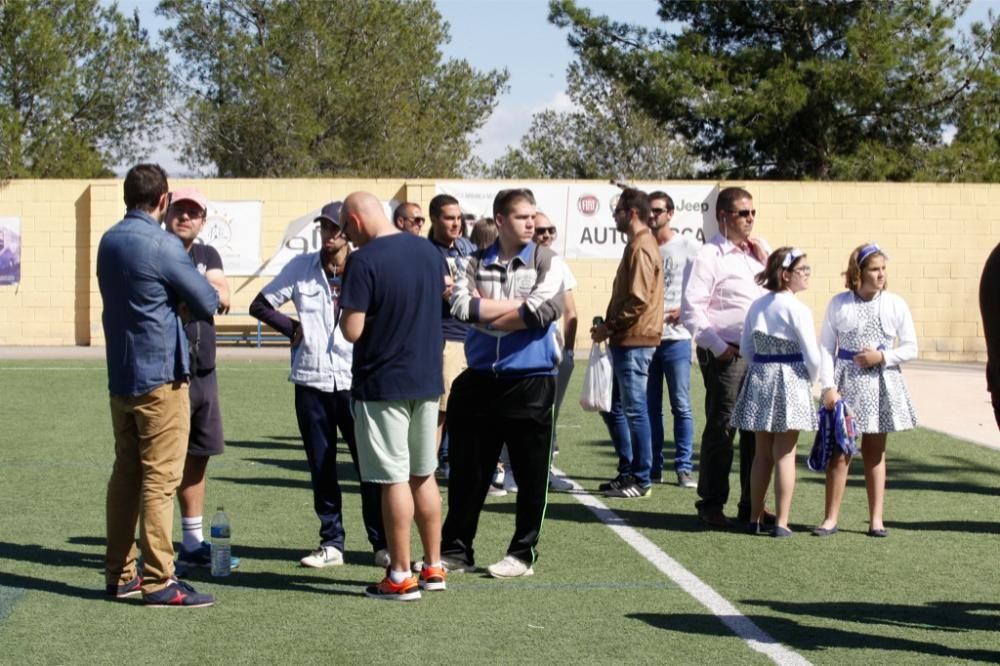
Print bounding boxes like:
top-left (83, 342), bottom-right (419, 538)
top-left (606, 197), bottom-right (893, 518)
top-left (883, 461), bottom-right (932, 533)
top-left (0, 178), bottom-right (996, 361)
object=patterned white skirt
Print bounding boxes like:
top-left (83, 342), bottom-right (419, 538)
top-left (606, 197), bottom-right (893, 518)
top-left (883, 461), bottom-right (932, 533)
top-left (834, 361), bottom-right (917, 433)
top-left (732, 332), bottom-right (818, 433)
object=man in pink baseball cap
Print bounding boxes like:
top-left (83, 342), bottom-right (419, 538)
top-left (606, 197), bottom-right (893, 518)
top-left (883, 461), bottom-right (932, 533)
top-left (163, 187), bottom-right (240, 573)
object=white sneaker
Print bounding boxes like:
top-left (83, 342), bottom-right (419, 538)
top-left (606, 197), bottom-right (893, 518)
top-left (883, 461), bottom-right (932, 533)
top-left (549, 473), bottom-right (573, 491)
top-left (299, 546), bottom-right (344, 568)
top-left (503, 473), bottom-right (518, 493)
top-left (487, 555), bottom-right (534, 579)
top-left (373, 548), bottom-right (390, 568)
top-left (487, 484), bottom-right (508, 497)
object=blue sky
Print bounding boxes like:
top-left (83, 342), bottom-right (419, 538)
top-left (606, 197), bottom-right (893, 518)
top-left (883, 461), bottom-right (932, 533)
top-left (107, 0), bottom-right (996, 175)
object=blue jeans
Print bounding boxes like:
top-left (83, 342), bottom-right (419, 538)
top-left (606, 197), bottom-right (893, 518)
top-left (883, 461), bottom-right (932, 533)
top-left (647, 338), bottom-right (695, 475)
top-left (609, 346), bottom-right (655, 487)
top-left (600, 378), bottom-right (631, 475)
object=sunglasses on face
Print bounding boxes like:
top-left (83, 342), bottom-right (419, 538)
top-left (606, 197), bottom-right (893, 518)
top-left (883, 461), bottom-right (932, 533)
top-left (534, 226), bottom-right (556, 236)
top-left (169, 204), bottom-right (205, 219)
top-left (402, 216), bottom-right (426, 225)
top-left (650, 207), bottom-right (673, 216)
top-left (726, 209), bottom-right (756, 218)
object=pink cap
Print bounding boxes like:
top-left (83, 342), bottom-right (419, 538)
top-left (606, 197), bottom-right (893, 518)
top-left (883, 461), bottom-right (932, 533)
top-left (170, 187), bottom-right (208, 211)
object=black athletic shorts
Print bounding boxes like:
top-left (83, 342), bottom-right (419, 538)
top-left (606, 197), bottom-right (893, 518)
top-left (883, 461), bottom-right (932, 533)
top-left (188, 369), bottom-right (225, 456)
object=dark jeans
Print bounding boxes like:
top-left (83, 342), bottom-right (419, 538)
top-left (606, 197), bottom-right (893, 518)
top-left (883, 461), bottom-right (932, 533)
top-left (694, 347), bottom-right (755, 515)
top-left (442, 371), bottom-right (555, 566)
top-left (294, 384), bottom-right (385, 553)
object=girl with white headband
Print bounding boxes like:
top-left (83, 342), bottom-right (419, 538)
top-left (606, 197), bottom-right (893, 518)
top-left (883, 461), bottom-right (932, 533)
top-left (731, 247), bottom-right (820, 537)
top-left (814, 243), bottom-right (917, 538)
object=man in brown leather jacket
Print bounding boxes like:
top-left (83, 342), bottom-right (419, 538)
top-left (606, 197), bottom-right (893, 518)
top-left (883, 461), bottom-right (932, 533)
top-left (591, 188), bottom-right (664, 498)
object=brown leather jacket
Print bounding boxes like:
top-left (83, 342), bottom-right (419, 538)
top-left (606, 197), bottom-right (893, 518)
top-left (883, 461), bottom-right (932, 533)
top-left (604, 227), bottom-right (664, 347)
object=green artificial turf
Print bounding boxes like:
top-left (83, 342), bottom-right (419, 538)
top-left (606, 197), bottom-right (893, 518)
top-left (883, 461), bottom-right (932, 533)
top-left (0, 358), bottom-right (997, 665)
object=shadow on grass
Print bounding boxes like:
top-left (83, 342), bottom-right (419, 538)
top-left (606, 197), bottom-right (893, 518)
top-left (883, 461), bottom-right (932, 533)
top-left (226, 439), bottom-right (299, 451)
top-left (1, 539), bottom-right (369, 600)
top-left (887, 519), bottom-right (1000, 534)
top-left (630, 611), bottom-right (1000, 663)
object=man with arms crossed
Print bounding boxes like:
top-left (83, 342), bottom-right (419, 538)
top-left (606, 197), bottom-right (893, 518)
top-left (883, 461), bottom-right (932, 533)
top-left (98, 164), bottom-right (219, 607)
top-left (681, 186), bottom-right (770, 528)
top-left (339, 192), bottom-right (447, 601)
top-left (162, 187), bottom-right (242, 572)
top-left (646, 191), bottom-right (699, 488)
top-left (442, 188), bottom-right (565, 578)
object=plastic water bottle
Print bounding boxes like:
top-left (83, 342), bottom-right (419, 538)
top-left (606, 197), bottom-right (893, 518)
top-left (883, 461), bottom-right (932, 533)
top-left (210, 506), bottom-right (231, 577)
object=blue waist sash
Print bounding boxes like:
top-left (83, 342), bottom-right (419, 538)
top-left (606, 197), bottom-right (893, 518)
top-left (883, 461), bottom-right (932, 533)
top-left (753, 353), bottom-right (803, 364)
top-left (837, 344), bottom-right (885, 361)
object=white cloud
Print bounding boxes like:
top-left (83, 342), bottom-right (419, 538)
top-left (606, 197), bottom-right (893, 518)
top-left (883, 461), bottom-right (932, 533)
top-left (472, 90), bottom-right (579, 163)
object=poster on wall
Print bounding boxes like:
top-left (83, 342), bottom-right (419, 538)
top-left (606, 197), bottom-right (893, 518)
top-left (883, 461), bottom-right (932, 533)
top-left (433, 182), bottom-right (719, 259)
top-left (0, 217), bottom-right (21, 285)
top-left (233, 199), bottom-right (399, 293)
top-left (195, 201), bottom-right (263, 276)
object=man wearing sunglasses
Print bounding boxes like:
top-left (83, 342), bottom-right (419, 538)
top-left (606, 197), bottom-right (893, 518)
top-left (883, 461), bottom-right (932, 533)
top-left (646, 191), bottom-right (700, 488)
top-left (591, 188), bottom-right (664, 500)
top-left (393, 202), bottom-right (426, 235)
top-left (681, 187), bottom-right (771, 529)
top-left (163, 187), bottom-right (241, 574)
top-left (531, 214), bottom-right (576, 492)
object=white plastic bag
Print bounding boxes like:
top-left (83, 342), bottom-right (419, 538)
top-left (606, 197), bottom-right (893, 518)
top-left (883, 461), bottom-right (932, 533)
top-left (580, 342), bottom-right (613, 412)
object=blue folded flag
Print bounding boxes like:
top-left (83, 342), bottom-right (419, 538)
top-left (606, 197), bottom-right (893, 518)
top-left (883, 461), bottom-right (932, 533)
top-left (807, 399), bottom-right (860, 472)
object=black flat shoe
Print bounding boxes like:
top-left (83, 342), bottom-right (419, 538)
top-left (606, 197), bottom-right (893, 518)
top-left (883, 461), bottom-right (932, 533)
top-left (812, 525), bottom-right (838, 537)
top-left (867, 528), bottom-right (888, 538)
top-left (772, 526), bottom-right (793, 538)
top-left (746, 522), bottom-right (767, 536)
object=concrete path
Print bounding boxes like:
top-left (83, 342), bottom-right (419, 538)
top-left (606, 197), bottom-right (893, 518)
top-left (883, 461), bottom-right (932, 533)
top-left (2, 346), bottom-right (997, 451)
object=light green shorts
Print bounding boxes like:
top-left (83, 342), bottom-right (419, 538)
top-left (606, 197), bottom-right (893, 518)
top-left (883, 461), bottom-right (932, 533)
top-left (352, 398), bottom-right (440, 484)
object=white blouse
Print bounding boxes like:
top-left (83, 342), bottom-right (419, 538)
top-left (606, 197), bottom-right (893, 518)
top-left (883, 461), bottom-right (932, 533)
top-left (818, 290), bottom-right (918, 389)
top-left (740, 291), bottom-right (821, 383)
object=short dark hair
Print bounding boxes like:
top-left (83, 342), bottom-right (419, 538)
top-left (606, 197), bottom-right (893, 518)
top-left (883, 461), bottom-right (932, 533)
top-left (647, 190), bottom-right (674, 211)
top-left (493, 188), bottom-right (535, 217)
top-left (123, 163), bottom-right (168, 212)
top-left (756, 246), bottom-right (805, 292)
top-left (716, 186), bottom-right (753, 221)
top-left (393, 202), bottom-right (418, 223)
top-left (616, 188), bottom-right (650, 222)
top-left (429, 194), bottom-right (459, 221)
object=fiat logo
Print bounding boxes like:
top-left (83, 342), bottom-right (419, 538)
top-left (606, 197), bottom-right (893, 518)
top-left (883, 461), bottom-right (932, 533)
top-left (577, 194), bottom-right (600, 216)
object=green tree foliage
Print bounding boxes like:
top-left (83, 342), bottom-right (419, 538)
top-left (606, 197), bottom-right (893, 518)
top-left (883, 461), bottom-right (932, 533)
top-left (550, 0), bottom-right (996, 181)
top-left (157, 0), bottom-right (508, 178)
top-left (921, 16), bottom-right (999, 182)
top-left (0, 0), bottom-right (169, 178)
top-left (486, 61), bottom-right (695, 180)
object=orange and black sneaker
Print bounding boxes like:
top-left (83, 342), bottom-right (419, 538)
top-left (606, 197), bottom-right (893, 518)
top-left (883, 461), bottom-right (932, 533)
top-left (365, 570), bottom-right (422, 601)
top-left (418, 563), bottom-right (447, 591)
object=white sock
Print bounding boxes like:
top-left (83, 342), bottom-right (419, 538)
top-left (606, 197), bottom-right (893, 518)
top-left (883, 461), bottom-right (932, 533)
top-left (182, 516), bottom-right (203, 550)
top-left (388, 568), bottom-right (410, 584)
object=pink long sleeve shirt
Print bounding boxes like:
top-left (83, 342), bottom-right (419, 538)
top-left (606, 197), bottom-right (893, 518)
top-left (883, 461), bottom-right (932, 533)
top-left (680, 233), bottom-right (769, 356)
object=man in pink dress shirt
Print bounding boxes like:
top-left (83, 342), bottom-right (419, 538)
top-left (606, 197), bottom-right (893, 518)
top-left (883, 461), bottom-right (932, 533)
top-left (681, 187), bottom-right (770, 528)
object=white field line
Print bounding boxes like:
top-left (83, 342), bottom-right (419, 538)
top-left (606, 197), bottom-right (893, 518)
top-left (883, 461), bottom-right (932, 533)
top-left (551, 466), bottom-right (812, 666)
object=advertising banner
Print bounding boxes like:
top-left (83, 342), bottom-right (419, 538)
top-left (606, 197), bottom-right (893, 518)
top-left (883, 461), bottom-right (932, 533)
top-left (196, 201), bottom-right (263, 276)
top-left (434, 182), bottom-right (719, 259)
top-left (0, 217), bottom-right (21, 285)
